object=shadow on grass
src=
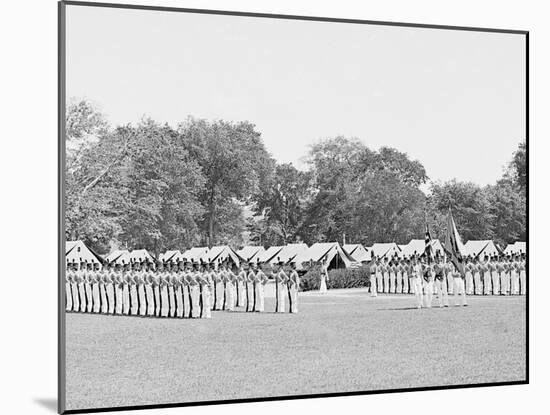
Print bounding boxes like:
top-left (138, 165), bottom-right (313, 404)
top-left (34, 398), bottom-right (57, 413)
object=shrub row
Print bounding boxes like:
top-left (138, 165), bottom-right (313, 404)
top-left (300, 265), bottom-right (371, 291)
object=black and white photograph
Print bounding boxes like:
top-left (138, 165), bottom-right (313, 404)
top-left (59, 1), bottom-right (527, 413)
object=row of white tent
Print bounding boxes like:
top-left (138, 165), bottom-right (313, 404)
top-left (66, 238), bottom-right (526, 271)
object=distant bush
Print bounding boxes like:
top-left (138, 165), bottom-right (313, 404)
top-left (300, 265), bottom-right (370, 291)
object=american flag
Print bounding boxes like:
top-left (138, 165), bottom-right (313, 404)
top-left (424, 222), bottom-right (433, 259)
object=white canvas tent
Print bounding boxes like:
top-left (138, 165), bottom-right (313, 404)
top-left (463, 240), bottom-right (501, 258)
top-left (504, 241), bottom-right (526, 255)
top-left (105, 249), bottom-right (130, 264)
top-left (66, 240), bottom-right (103, 264)
top-left (181, 247), bottom-right (210, 262)
top-left (343, 244), bottom-right (371, 262)
top-left (275, 243), bottom-right (308, 264)
top-left (370, 243), bottom-right (401, 259)
top-left (128, 249), bottom-right (156, 263)
top-left (256, 246), bottom-right (284, 264)
top-left (159, 250), bottom-right (181, 263)
top-left (237, 246), bottom-right (265, 262)
top-left (203, 245), bottom-right (243, 267)
top-left (400, 239), bottom-right (445, 258)
top-left (295, 242), bottom-right (355, 270)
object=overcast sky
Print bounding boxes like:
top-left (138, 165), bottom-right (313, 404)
top-left (66, 5), bottom-right (526, 186)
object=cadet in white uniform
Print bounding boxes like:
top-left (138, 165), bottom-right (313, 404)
top-left (236, 263), bottom-right (246, 307)
top-left (410, 257), bottom-right (423, 309)
top-left (497, 256), bottom-right (507, 295)
top-left (490, 256), bottom-right (499, 295)
top-left (369, 259), bottom-right (378, 297)
top-left (144, 262), bottom-right (155, 316)
top-left (188, 263), bottom-right (201, 318)
top-left (382, 258), bottom-right (390, 294)
top-left (159, 262), bottom-right (170, 317)
top-left (90, 263), bottom-right (100, 313)
top-left (84, 263), bottom-right (94, 313)
top-left (121, 262), bottom-right (131, 315)
top-left (519, 255), bottom-right (526, 295)
top-left (246, 263), bottom-right (256, 312)
top-left (319, 260), bottom-right (328, 294)
top-left (288, 262), bottom-right (300, 313)
top-left (481, 256), bottom-right (491, 295)
top-left (389, 259), bottom-right (397, 294)
top-left (433, 257), bottom-right (449, 307)
top-left (375, 257), bottom-right (383, 295)
top-left (422, 258), bottom-right (434, 308)
top-left (254, 261), bottom-right (268, 312)
top-left (465, 258), bottom-right (474, 295)
top-left (71, 260), bottom-right (82, 312)
top-left (473, 259), bottom-right (482, 296)
top-left (65, 261), bottom-right (74, 312)
top-left (114, 263), bottom-right (124, 315)
top-left (274, 261), bottom-right (287, 312)
top-left (173, 261), bottom-right (185, 318)
top-left (452, 261), bottom-right (468, 306)
top-left (106, 263), bottom-right (116, 314)
top-left (198, 263), bottom-right (212, 319)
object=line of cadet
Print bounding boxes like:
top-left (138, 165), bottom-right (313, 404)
top-left (65, 258), bottom-right (300, 318)
top-left (367, 252), bottom-right (527, 299)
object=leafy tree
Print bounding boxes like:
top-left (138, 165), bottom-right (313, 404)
top-left (253, 163), bottom-right (312, 245)
top-left (485, 178), bottom-right (526, 246)
top-left (301, 137), bottom-right (428, 245)
top-left (429, 180), bottom-right (495, 241)
top-left (178, 117), bottom-right (274, 246)
top-left (66, 98), bottom-right (110, 173)
top-left (506, 140), bottom-right (526, 193)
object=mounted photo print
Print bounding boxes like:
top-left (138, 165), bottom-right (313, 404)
top-left (58, 1), bottom-right (528, 413)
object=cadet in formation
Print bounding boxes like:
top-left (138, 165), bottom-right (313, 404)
top-left (367, 252), bottom-right (526, 297)
top-left (66, 256), bottom-right (302, 317)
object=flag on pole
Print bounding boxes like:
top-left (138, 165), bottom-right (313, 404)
top-left (424, 222), bottom-right (433, 259)
top-left (444, 207), bottom-right (465, 272)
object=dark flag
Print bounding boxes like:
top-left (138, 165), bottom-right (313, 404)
top-left (444, 207), bottom-right (465, 272)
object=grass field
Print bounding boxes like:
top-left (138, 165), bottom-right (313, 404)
top-left (65, 289), bottom-right (526, 411)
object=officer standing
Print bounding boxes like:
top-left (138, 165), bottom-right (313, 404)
top-left (433, 256), bottom-right (449, 307)
top-left (369, 256), bottom-right (378, 297)
top-left (288, 262), bottom-right (300, 314)
top-left (452, 261), bottom-right (468, 306)
top-left (410, 256), bottom-right (423, 309)
top-left (422, 257), bottom-right (434, 308)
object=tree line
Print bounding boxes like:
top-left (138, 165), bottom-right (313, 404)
top-left (66, 99), bottom-right (526, 255)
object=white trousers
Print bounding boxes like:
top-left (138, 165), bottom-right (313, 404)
top-left (276, 283), bottom-right (286, 312)
top-left (447, 274), bottom-right (454, 294)
top-left (453, 278), bottom-right (468, 306)
top-left (389, 272), bottom-right (396, 293)
top-left (226, 282), bottom-right (235, 311)
top-left (65, 282), bottom-right (73, 311)
top-left (411, 277), bottom-right (423, 308)
top-left (510, 271), bottom-right (519, 295)
top-left (500, 272), bottom-right (509, 295)
top-left (519, 270), bottom-right (526, 295)
top-left (376, 272), bottom-right (383, 293)
top-left (435, 279), bottom-right (449, 307)
top-left (483, 272), bottom-right (492, 295)
top-left (423, 281), bottom-right (434, 308)
top-left (369, 275), bottom-right (377, 296)
top-left (289, 286), bottom-right (298, 313)
top-left (491, 271), bottom-right (500, 295)
top-left (465, 272), bottom-right (474, 295)
top-left (383, 272), bottom-right (390, 293)
top-left (396, 272), bottom-right (403, 293)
